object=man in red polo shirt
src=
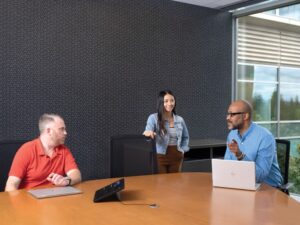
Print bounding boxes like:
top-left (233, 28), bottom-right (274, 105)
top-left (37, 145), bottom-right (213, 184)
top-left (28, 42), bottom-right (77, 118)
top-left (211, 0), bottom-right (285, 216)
top-left (5, 114), bottom-right (82, 191)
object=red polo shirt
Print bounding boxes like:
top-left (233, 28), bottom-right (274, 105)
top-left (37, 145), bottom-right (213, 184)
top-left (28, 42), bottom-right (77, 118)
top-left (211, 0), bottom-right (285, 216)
top-left (8, 138), bottom-right (79, 189)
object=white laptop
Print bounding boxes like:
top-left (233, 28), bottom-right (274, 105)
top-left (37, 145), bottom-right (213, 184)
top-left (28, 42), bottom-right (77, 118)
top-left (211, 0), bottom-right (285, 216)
top-left (28, 186), bottom-right (82, 199)
top-left (212, 159), bottom-right (261, 191)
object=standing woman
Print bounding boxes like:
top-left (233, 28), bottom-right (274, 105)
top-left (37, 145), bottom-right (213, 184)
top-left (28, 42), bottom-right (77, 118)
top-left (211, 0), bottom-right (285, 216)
top-left (143, 90), bottom-right (189, 173)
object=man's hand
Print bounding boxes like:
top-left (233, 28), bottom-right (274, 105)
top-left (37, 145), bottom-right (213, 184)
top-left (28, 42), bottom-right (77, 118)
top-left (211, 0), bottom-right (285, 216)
top-left (227, 139), bottom-right (242, 158)
top-left (47, 173), bottom-right (70, 186)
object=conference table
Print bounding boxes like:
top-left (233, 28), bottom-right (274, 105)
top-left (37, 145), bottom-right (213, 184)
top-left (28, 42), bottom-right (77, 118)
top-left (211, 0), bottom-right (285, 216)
top-left (1, 173), bottom-right (300, 225)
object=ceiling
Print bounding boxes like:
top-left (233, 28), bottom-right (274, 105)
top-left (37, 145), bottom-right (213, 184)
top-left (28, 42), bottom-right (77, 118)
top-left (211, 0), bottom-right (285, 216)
top-left (172, 0), bottom-right (269, 10)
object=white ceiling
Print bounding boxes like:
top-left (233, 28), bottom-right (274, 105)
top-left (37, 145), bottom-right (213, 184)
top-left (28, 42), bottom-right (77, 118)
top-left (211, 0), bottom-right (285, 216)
top-left (172, 0), bottom-right (256, 9)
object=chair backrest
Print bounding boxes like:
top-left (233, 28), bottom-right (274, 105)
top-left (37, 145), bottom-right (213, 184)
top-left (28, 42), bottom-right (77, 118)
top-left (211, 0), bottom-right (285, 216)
top-left (0, 140), bottom-right (27, 192)
top-left (110, 134), bottom-right (157, 178)
top-left (276, 139), bottom-right (290, 185)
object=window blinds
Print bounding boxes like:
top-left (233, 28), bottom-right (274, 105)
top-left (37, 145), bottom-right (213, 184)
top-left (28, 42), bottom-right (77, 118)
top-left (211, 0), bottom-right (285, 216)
top-left (237, 23), bottom-right (300, 68)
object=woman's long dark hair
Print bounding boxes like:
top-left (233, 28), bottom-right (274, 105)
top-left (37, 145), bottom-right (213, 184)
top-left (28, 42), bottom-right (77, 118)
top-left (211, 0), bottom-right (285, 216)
top-left (157, 90), bottom-right (176, 136)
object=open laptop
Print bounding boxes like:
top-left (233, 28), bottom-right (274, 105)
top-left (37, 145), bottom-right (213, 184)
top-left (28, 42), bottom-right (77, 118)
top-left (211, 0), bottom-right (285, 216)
top-left (28, 186), bottom-right (82, 199)
top-left (212, 159), bottom-right (261, 191)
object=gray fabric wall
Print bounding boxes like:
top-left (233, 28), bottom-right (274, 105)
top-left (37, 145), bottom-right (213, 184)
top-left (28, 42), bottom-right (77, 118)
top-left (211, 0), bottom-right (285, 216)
top-left (0, 0), bottom-right (232, 180)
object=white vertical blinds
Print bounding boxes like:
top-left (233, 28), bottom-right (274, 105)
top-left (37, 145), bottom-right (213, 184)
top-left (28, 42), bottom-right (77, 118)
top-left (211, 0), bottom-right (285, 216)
top-left (238, 23), bottom-right (300, 68)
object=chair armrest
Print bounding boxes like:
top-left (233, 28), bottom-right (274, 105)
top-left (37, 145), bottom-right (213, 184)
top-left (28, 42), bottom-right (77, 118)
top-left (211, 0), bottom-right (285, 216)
top-left (279, 183), bottom-right (294, 195)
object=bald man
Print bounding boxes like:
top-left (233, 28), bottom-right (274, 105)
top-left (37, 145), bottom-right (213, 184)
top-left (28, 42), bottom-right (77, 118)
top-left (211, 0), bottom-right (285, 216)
top-left (224, 100), bottom-right (282, 187)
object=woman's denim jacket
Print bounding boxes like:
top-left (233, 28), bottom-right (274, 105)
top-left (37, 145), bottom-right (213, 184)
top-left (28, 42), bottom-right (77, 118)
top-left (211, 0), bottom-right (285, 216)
top-left (144, 113), bottom-right (189, 154)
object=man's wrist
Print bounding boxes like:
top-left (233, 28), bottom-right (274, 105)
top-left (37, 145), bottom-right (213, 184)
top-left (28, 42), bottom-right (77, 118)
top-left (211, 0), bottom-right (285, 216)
top-left (236, 151), bottom-right (245, 160)
top-left (65, 177), bottom-right (72, 186)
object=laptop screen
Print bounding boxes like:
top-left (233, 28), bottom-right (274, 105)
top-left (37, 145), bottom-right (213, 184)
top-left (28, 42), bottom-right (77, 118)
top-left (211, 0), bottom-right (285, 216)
top-left (212, 159), bottom-right (260, 191)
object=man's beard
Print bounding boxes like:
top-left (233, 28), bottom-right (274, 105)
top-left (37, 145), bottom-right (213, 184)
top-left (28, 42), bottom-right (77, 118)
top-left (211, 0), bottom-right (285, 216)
top-left (228, 122), bottom-right (242, 130)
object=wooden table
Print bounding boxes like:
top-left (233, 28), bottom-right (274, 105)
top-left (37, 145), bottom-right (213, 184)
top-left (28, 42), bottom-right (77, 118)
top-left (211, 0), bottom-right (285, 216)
top-left (1, 173), bottom-right (300, 225)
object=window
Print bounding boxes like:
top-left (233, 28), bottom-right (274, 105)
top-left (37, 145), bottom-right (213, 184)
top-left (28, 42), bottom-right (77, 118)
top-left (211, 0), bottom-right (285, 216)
top-left (236, 3), bottom-right (300, 194)
top-left (237, 64), bottom-right (278, 122)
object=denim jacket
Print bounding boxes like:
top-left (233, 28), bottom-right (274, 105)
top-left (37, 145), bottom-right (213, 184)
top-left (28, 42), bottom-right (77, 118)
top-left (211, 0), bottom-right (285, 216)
top-left (144, 113), bottom-right (189, 154)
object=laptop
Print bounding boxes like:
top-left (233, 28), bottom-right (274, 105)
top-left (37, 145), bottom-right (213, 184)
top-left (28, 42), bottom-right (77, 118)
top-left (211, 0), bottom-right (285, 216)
top-left (28, 186), bottom-right (83, 199)
top-left (212, 159), bottom-right (261, 191)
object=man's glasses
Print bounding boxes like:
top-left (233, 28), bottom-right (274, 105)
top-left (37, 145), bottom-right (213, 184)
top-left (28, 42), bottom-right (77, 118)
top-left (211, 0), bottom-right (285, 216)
top-left (227, 112), bottom-right (245, 117)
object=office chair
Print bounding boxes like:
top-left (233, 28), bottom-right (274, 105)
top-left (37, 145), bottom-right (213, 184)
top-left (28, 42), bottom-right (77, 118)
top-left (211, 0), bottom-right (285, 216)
top-left (110, 134), bottom-right (157, 178)
top-left (0, 140), bottom-right (27, 192)
top-left (276, 139), bottom-right (293, 195)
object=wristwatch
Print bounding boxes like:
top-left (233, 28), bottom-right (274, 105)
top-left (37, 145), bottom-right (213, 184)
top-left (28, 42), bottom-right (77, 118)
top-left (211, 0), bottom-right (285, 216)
top-left (237, 151), bottom-right (245, 161)
top-left (65, 177), bottom-right (72, 186)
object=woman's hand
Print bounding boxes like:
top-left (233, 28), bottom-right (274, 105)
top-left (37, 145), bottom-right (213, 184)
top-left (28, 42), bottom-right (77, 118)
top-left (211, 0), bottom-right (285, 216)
top-left (143, 130), bottom-right (156, 139)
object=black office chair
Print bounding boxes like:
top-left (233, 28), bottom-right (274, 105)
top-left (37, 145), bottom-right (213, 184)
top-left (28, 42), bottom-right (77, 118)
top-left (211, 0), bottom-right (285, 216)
top-left (110, 134), bottom-right (157, 178)
top-left (276, 139), bottom-right (293, 195)
top-left (0, 140), bottom-right (27, 192)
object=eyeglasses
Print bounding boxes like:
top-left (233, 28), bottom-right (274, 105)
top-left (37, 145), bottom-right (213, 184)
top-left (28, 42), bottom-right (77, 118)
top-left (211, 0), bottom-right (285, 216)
top-left (226, 112), bottom-right (245, 117)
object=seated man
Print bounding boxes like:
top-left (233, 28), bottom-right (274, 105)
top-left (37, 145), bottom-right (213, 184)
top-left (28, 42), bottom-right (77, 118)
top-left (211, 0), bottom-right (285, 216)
top-left (224, 100), bottom-right (282, 187)
top-left (5, 113), bottom-right (81, 191)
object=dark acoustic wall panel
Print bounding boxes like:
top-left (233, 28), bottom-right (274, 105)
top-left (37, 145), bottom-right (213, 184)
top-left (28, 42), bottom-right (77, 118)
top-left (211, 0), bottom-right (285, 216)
top-left (0, 0), bottom-right (232, 180)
